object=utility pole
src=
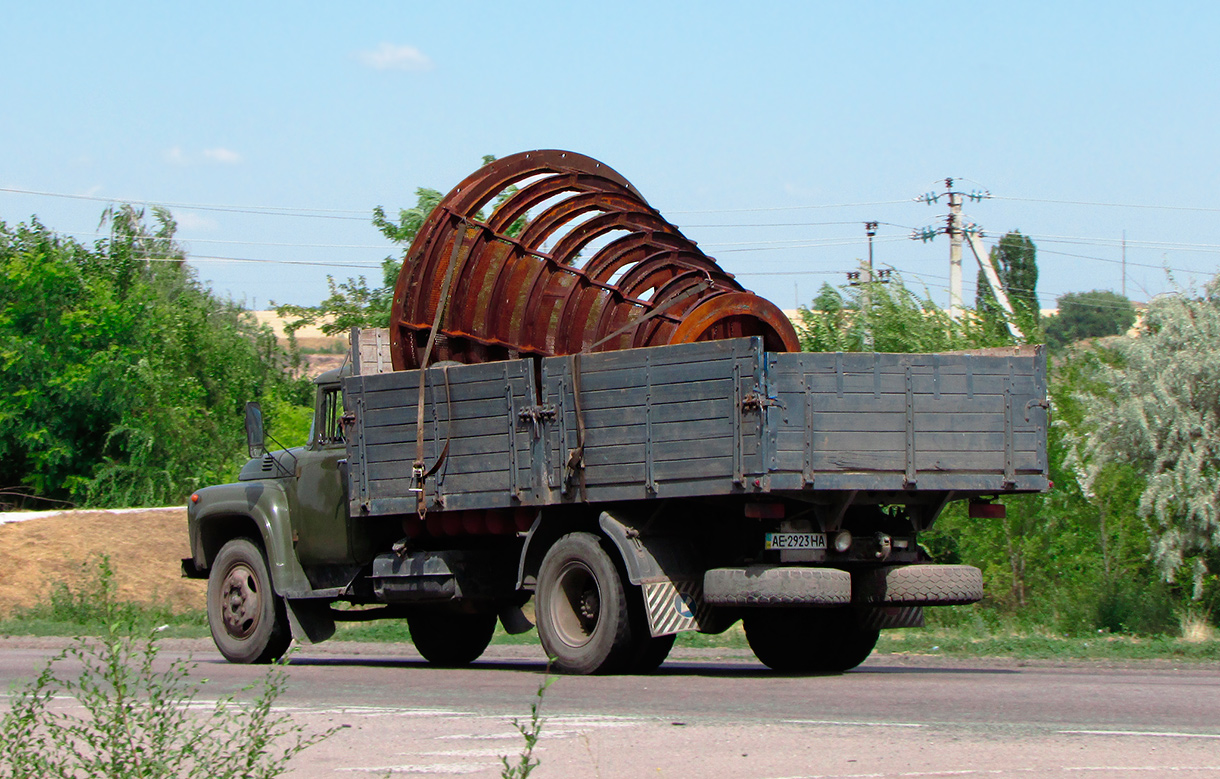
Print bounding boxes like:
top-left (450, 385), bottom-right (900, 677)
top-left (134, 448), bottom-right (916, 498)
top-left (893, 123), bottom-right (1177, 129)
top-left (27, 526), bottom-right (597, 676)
top-left (1122, 230), bottom-right (1127, 298)
top-left (865, 221), bottom-right (878, 282)
top-left (863, 222), bottom-right (877, 349)
top-left (914, 178), bottom-right (990, 321)
top-left (947, 182), bottom-right (964, 319)
top-left (848, 222), bottom-right (889, 350)
top-left (913, 179), bottom-right (1024, 339)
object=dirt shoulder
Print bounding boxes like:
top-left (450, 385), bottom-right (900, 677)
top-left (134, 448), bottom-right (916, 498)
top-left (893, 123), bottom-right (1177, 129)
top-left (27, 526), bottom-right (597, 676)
top-left (0, 508), bottom-right (204, 617)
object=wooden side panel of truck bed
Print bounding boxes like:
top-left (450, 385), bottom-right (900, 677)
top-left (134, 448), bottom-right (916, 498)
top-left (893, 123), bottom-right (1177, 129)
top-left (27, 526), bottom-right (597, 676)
top-left (343, 338), bottom-right (1049, 517)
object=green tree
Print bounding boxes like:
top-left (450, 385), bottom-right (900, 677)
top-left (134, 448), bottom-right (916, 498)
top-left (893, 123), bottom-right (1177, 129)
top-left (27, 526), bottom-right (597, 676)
top-left (1044, 290), bottom-right (1137, 348)
top-left (0, 209), bottom-right (309, 508)
top-left (976, 230), bottom-right (1041, 341)
top-left (1069, 277), bottom-right (1220, 613)
top-left (797, 273), bottom-right (1013, 353)
top-left (801, 272), bottom-right (1175, 633)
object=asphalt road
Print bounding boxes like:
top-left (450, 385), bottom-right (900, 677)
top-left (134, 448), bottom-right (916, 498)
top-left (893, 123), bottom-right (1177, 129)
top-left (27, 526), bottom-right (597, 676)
top-left (2, 638), bottom-right (1219, 778)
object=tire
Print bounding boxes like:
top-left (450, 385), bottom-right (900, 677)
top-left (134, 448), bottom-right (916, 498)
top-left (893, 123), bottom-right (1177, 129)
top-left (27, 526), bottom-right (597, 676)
top-left (854, 565), bottom-right (983, 606)
top-left (744, 608), bottom-right (879, 674)
top-left (207, 537), bottom-right (292, 664)
top-left (407, 611), bottom-right (497, 667)
top-left (535, 532), bottom-right (645, 675)
top-left (704, 566), bottom-right (852, 606)
top-left (630, 633), bottom-right (676, 674)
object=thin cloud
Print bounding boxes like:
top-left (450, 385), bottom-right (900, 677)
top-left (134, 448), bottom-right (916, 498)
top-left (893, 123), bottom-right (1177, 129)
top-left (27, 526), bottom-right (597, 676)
top-left (203, 147), bottom-right (242, 164)
top-left (164, 146), bottom-right (188, 165)
top-left (356, 42), bottom-right (433, 72)
top-left (175, 212), bottom-right (219, 231)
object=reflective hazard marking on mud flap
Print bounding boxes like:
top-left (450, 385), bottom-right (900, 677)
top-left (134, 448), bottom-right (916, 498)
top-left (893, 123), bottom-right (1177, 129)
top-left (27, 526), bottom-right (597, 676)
top-left (643, 578), bottom-right (708, 637)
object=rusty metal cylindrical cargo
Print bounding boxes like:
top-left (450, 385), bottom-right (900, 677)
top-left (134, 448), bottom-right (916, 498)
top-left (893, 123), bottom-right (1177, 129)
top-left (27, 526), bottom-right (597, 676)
top-left (389, 150), bottom-right (800, 370)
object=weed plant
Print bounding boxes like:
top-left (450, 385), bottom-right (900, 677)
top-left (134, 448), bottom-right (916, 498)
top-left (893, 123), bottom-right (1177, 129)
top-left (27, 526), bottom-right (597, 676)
top-left (0, 562), bottom-right (333, 778)
top-left (0, 556), bottom-right (206, 638)
top-left (500, 672), bottom-right (554, 779)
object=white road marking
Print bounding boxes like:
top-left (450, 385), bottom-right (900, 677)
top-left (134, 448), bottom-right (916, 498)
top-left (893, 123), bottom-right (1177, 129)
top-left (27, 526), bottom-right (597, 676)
top-left (1065, 768), bottom-right (1220, 773)
top-left (1059, 729), bottom-right (1220, 740)
top-left (337, 764), bottom-right (495, 775)
top-left (415, 749), bottom-right (538, 758)
top-left (783, 719), bottom-right (925, 728)
top-left (767, 767), bottom-right (1220, 779)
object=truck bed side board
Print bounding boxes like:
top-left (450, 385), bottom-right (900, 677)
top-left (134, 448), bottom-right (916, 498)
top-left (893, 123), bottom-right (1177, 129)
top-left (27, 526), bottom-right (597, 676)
top-left (765, 349), bottom-right (1048, 493)
top-left (345, 358), bottom-right (537, 516)
top-left (343, 339), bottom-right (1049, 517)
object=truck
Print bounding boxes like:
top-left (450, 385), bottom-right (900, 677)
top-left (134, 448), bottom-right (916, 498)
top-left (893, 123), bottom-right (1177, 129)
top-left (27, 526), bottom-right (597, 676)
top-left (184, 327), bottom-right (1049, 674)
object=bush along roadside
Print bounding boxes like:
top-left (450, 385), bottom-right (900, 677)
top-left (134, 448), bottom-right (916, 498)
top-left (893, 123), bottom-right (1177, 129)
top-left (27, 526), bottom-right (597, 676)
top-left (0, 562), bottom-right (335, 778)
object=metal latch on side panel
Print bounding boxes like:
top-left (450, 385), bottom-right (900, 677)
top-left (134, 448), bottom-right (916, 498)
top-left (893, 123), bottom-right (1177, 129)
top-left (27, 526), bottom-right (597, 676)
top-left (741, 390), bottom-right (783, 412)
top-left (517, 404), bottom-right (557, 439)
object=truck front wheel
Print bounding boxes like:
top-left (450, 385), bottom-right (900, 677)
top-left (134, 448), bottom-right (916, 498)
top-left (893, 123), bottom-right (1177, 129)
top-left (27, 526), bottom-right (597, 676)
top-left (536, 532), bottom-right (645, 675)
top-left (744, 607), bottom-right (879, 673)
top-left (407, 611), bottom-right (497, 667)
top-left (207, 538), bottom-right (291, 664)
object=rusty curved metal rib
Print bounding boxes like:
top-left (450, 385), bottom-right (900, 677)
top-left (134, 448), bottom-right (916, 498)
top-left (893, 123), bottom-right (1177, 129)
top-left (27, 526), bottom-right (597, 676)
top-left (389, 150), bottom-right (800, 370)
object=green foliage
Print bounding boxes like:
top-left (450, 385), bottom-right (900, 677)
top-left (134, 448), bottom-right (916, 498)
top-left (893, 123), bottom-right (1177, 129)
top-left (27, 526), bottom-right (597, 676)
top-left (1068, 278), bottom-right (1220, 613)
top-left (500, 673), bottom-right (554, 779)
top-left (878, 622), bottom-right (1220, 661)
top-left (797, 273), bottom-right (1013, 353)
top-left (1045, 289), bottom-right (1137, 348)
top-left (799, 272), bottom-right (1192, 635)
top-left (976, 230), bottom-right (1041, 340)
top-left (923, 342), bottom-right (1178, 636)
top-left (0, 209), bottom-right (309, 508)
top-left (0, 555), bottom-right (332, 779)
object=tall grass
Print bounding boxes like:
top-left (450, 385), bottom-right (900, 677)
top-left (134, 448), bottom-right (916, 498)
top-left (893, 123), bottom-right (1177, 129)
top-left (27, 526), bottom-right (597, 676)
top-left (0, 560), bottom-right (334, 778)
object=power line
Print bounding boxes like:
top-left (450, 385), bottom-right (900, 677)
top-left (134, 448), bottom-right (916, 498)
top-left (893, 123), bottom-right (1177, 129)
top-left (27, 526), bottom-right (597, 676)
top-left (62, 228), bottom-right (392, 251)
top-left (993, 195), bottom-right (1220, 214)
top-left (713, 236), bottom-right (907, 254)
top-left (1035, 247), bottom-right (1215, 277)
top-left (682, 220), bottom-right (874, 229)
top-left (666, 199), bottom-right (910, 215)
top-left (0, 186), bottom-right (372, 220)
top-left (149, 255), bottom-right (382, 269)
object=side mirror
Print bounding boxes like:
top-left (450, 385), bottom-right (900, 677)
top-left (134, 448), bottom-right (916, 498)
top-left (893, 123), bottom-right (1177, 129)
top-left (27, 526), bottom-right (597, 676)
top-left (245, 402), bottom-right (265, 458)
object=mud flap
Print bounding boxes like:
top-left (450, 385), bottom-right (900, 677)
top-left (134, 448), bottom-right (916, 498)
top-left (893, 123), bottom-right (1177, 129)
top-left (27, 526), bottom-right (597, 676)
top-left (856, 605), bottom-right (925, 630)
top-left (642, 579), bottom-right (716, 637)
top-left (285, 599), bottom-right (337, 644)
top-left (598, 512), bottom-right (716, 638)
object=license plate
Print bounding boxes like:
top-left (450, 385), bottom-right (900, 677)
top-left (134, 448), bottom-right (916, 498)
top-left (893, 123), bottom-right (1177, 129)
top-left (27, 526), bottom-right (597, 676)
top-left (764, 532), bottom-right (827, 550)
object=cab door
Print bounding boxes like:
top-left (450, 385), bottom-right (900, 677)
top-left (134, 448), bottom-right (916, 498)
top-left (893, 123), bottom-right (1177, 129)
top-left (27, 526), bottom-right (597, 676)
top-left (292, 383), bottom-right (352, 566)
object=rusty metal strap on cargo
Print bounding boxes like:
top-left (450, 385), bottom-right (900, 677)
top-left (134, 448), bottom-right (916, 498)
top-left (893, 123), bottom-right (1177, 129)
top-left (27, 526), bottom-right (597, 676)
top-left (414, 215), bottom-right (467, 516)
top-left (579, 276), bottom-right (714, 354)
top-left (565, 353), bottom-right (589, 501)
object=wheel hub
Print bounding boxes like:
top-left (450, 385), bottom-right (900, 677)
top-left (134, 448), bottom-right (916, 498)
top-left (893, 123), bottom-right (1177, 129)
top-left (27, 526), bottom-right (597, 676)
top-left (551, 561), bottom-right (602, 648)
top-left (219, 563), bottom-right (261, 639)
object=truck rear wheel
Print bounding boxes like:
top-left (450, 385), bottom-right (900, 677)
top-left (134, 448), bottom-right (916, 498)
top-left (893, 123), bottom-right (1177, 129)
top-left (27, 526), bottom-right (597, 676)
top-left (536, 532), bottom-right (646, 674)
top-left (407, 611), bottom-right (497, 667)
top-left (744, 607), bottom-right (879, 674)
top-left (207, 538), bottom-right (291, 664)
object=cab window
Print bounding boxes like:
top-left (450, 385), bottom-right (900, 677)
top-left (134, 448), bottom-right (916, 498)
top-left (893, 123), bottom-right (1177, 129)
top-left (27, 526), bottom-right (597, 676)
top-left (317, 387), bottom-right (345, 447)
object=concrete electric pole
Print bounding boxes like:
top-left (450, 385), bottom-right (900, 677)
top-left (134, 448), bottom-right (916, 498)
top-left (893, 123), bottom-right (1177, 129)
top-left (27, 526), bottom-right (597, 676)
top-left (913, 179), bottom-right (1024, 340)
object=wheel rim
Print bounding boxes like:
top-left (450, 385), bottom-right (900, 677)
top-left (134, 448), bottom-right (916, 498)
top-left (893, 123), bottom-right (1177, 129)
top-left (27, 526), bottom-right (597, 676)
top-left (219, 562), bottom-right (262, 640)
top-left (549, 560), bottom-right (602, 648)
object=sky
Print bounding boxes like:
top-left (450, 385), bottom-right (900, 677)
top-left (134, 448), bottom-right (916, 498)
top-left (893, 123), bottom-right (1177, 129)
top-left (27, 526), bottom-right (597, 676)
top-left (3, 1), bottom-right (1219, 313)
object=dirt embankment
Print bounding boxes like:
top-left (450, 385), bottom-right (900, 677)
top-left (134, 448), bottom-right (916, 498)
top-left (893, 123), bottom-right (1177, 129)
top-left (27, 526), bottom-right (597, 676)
top-left (0, 508), bottom-right (205, 617)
